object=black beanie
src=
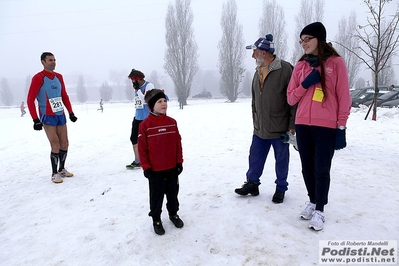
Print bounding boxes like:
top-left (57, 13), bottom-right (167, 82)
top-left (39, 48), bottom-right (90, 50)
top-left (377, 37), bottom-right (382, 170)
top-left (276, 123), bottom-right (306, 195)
top-left (145, 89), bottom-right (166, 111)
top-left (300, 22), bottom-right (326, 41)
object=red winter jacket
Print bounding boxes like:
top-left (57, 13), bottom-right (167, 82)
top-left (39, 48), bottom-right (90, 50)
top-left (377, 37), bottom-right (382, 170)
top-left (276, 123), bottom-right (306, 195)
top-left (138, 113), bottom-right (183, 171)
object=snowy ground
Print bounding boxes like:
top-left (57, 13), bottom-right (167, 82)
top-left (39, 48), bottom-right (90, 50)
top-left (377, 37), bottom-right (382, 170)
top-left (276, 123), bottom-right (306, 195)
top-left (0, 98), bottom-right (398, 265)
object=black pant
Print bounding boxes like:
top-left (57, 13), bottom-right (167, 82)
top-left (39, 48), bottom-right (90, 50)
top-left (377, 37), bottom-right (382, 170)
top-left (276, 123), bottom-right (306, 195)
top-left (296, 125), bottom-right (335, 212)
top-left (148, 168), bottom-right (179, 221)
top-left (130, 118), bottom-right (142, 145)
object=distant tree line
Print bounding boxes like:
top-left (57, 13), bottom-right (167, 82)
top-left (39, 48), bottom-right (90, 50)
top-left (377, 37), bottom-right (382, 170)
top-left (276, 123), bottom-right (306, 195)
top-left (1, 0), bottom-right (397, 110)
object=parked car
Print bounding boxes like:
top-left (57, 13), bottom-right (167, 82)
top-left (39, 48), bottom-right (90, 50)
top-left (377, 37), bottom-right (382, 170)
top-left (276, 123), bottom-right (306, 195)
top-left (351, 91), bottom-right (387, 108)
top-left (350, 86), bottom-right (389, 100)
top-left (193, 91), bottom-right (212, 99)
top-left (380, 98), bottom-right (399, 108)
top-left (351, 88), bottom-right (366, 98)
top-left (362, 91), bottom-right (399, 107)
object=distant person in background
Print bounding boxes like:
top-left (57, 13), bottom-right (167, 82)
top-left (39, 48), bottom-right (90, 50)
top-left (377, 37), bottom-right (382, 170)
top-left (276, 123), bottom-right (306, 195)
top-left (234, 33), bottom-right (296, 204)
top-left (138, 89), bottom-right (184, 235)
top-left (98, 99), bottom-right (104, 112)
top-left (126, 69), bottom-right (154, 170)
top-left (27, 52), bottom-right (78, 184)
top-left (178, 92), bottom-right (184, 109)
top-left (287, 22), bottom-right (351, 231)
top-left (389, 84), bottom-right (394, 91)
top-left (20, 101), bottom-right (26, 117)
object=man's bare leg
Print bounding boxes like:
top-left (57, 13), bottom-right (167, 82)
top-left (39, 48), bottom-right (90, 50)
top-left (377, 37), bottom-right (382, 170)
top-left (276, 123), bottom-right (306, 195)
top-left (43, 125), bottom-right (63, 182)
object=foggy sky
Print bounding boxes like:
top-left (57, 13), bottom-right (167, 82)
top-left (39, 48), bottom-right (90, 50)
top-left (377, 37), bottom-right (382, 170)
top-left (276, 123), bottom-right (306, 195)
top-left (0, 0), bottom-right (398, 91)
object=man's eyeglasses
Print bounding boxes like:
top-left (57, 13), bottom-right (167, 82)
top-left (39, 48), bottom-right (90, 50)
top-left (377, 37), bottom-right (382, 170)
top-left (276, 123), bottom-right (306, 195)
top-left (299, 36), bottom-right (315, 44)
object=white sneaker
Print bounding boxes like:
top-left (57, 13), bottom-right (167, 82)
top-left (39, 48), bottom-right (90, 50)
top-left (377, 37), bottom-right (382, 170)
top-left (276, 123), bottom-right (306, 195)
top-left (51, 173), bottom-right (63, 183)
top-left (58, 168), bottom-right (74, 177)
top-left (309, 210), bottom-right (325, 231)
top-left (300, 202), bottom-right (316, 220)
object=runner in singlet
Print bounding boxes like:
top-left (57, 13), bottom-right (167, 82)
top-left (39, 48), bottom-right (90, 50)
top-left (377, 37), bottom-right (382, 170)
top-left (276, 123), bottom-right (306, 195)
top-left (27, 52), bottom-right (78, 183)
top-left (126, 69), bottom-right (154, 169)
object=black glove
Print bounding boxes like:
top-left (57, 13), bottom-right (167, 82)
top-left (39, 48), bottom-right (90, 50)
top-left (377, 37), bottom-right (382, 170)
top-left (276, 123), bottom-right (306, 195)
top-left (176, 163), bottom-right (183, 176)
top-left (144, 168), bottom-right (153, 179)
top-left (133, 81), bottom-right (140, 91)
top-left (33, 118), bottom-right (43, 131)
top-left (335, 128), bottom-right (347, 150)
top-left (301, 69), bottom-right (321, 89)
top-left (69, 112), bottom-right (78, 122)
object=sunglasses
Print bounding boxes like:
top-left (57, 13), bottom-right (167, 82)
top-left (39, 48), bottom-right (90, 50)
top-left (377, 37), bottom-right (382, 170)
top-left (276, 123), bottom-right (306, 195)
top-left (299, 36), bottom-right (315, 44)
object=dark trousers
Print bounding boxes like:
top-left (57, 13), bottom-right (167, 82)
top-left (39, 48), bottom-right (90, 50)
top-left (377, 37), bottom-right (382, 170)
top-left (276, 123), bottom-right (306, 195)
top-left (148, 168), bottom-right (179, 221)
top-left (295, 125), bottom-right (336, 212)
top-left (130, 118), bottom-right (142, 145)
top-left (246, 134), bottom-right (290, 191)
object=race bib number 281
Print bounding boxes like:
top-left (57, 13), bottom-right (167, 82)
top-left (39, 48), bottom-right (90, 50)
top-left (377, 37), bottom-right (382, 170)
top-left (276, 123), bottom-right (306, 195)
top-left (49, 97), bottom-right (64, 113)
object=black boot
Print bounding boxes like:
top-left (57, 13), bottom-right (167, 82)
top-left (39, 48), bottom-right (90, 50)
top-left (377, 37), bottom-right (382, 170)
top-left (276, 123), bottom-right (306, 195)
top-left (153, 221), bottom-right (165, 235)
top-left (272, 188), bottom-right (285, 203)
top-left (235, 180), bottom-right (259, 196)
top-left (169, 215), bottom-right (184, 228)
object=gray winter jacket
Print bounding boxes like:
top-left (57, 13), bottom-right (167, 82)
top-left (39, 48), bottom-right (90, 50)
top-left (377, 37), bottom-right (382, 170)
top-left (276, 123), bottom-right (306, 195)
top-left (251, 56), bottom-right (296, 139)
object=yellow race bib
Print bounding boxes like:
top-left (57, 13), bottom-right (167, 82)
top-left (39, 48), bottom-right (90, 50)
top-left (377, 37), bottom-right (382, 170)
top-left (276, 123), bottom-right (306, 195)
top-left (312, 87), bottom-right (324, 102)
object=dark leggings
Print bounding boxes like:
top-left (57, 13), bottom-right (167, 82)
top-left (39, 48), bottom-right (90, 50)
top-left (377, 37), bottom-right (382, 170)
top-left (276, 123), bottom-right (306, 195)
top-left (130, 118), bottom-right (142, 145)
top-left (296, 125), bottom-right (336, 212)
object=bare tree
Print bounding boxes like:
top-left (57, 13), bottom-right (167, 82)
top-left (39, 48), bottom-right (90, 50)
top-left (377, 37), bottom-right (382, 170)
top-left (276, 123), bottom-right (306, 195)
top-left (291, 0), bottom-right (325, 64)
top-left (109, 70), bottom-right (125, 100)
top-left (125, 79), bottom-right (134, 101)
top-left (258, 0), bottom-right (288, 60)
top-left (334, 11), bottom-right (361, 88)
top-left (99, 81), bottom-right (113, 102)
top-left (0, 77), bottom-right (13, 106)
top-left (355, 77), bottom-right (366, 89)
top-left (24, 75), bottom-right (31, 99)
top-left (374, 56), bottom-right (396, 85)
top-left (313, 0), bottom-right (324, 21)
top-left (109, 70), bottom-right (125, 87)
top-left (353, 0), bottom-right (399, 120)
top-left (76, 75), bottom-right (88, 103)
top-left (241, 71), bottom-right (252, 97)
top-left (148, 70), bottom-right (162, 89)
top-left (191, 69), bottom-right (219, 95)
top-left (164, 0), bottom-right (199, 106)
top-left (218, 0), bottom-right (245, 102)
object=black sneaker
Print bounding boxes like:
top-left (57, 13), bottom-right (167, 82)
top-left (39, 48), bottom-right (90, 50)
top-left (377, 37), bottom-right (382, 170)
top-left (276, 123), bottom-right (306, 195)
top-left (272, 188), bottom-right (285, 203)
top-left (169, 215), bottom-right (184, 228)
top-left (153, 221), bottom-right (165, 235)
top-left (235, 180), bottom-right (259, 196)
top-left (126, 161), bottom-right (140, 169)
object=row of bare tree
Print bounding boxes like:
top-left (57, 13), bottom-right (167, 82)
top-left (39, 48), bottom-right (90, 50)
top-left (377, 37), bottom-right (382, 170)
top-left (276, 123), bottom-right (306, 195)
top-left (1, 0), bottom-right (398, 121)
top-left (162, 0), bottom-right (398, 120)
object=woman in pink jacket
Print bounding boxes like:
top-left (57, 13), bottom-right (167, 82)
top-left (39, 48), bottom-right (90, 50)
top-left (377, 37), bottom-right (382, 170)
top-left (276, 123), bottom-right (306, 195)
top-left (287, 22), bottom-right (351, 231)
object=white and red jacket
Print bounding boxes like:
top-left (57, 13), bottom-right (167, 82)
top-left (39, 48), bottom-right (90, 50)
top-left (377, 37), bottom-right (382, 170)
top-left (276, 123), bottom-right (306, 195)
top-left (138, 113), bottom-right (183, 171)
top-left (287, 55), bottom-right (351, 129)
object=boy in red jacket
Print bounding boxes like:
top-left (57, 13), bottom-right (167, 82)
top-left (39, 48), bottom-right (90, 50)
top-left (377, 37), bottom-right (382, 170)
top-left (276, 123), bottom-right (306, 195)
top-left (138, 89), bottom-right (184, 235)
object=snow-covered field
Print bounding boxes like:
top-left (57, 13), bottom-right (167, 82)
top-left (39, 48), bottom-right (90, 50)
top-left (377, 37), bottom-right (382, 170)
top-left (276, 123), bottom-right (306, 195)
top-left (1, 98), bottom-right (398, 265)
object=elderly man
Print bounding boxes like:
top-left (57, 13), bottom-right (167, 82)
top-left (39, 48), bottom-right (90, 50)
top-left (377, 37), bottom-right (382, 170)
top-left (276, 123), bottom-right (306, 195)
top-left (235, 34), bottom-right (296, 203)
